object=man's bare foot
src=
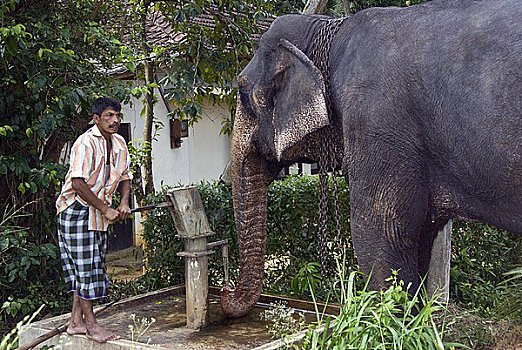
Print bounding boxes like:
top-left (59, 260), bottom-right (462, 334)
top-left (66, 322), bottom-right (87, 335)
top-left (86, 324), bottom-right (120, 343)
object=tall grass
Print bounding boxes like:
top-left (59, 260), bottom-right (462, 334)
top-left (496, 266), bottom-right (522, 320)
top-left (299, 261), bottom-right (466, 349)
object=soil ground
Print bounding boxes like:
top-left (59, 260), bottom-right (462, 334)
top-left (435, 304), bottom-right (522, 350)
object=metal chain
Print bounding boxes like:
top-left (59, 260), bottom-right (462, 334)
top-left (317, 144), bottom-right (330, 278)
top-left (312, 18), bottom-right (345, 278)
top-left (330, 141), bottom-right (345, 261)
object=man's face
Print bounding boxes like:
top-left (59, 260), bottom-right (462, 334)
top-left (94, 108), bottom-right (121, 138)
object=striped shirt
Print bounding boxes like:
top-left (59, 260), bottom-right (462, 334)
top-left (56, 124), bottom-right (132, 231)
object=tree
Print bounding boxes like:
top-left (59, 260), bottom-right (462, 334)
top-left (109, 0), bottom-right (273, 208)
top-left (156, 1), bottom-right (273, 135)
top-left (299, 0), bottom-right (430, 16)
top-left (302, 0), bottom-right (329, 14)
top-left (0, 0), bottom-right (132, 325)
top-left (348, 0), bottom-right (428, 13)
top-left (120, 0), bottom-right (158, 208)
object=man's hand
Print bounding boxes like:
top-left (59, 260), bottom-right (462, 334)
top-left (116, 203), bottom-right (131, 221)
top-left (72, 178), bottom-right (121, 224)
top-left (102, 207), bottom-right (120, 224)
top-left (116, 180), bottom-right (131, 222)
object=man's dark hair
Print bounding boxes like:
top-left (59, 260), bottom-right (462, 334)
top-left (92, 97), bottom-right (121, 116)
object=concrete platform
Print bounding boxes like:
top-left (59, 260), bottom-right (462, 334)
top-left (19, 286), bottom-right (337, 349)
top-left (106, 247), bottom-right (143, 282)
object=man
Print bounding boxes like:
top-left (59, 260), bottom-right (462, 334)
top-left (56, 97), bottom-right (131, 343)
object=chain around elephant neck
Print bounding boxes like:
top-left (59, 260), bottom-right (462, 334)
top-left (313, 17), bottom-right (345, 116)
top-left (312, 18), bottom-right (346, 278)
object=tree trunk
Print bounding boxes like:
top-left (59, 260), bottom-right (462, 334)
top-left (142, 58), bottom-right (155, 202)
top-left (302, 0), bottom-right (328, 15)
top-left (135, 0), bottom-right (155, 208)
top-left (131, 164), bottom-right (146, 208)
top-left (343, 0), bottom-right (352, 15)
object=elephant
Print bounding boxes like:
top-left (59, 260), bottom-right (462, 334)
top-left (220, 0), bottom-right (522, 318)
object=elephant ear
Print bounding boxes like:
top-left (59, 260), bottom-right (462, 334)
top-left (273, 39), bottom-right (329, 161)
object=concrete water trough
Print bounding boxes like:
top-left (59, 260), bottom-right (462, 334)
top-left (19, 285), bottom-right (338, 349)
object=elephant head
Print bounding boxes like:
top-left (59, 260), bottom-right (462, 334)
top-left (220, 16), bottom-right (332, 318)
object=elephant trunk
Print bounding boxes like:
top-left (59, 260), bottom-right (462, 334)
top-left (220, 97), bottom-right (274, 318)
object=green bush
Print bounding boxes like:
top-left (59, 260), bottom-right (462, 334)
top-left (497, 267), bottom-right (522, 319)
top-left (0, 0), bottom-right (131, 333)
top-left (137, 191), bottom-right (183, 289)
top-left (0, 204), bottom-right (69, 332)
top-left (265, 175), bottom-right (352, 295)
top-left (348, 0), bottom-right (428, 14)
top-left (451, 221), bottom-right (522, 318)
top-left (0, 305), bottom-right (44, 350)
top-left (138, 182), bottom-right (238, 288)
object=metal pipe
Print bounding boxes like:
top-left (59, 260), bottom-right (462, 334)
top-left (223, 244), bottom-right (229, 287)
top-left (206, 240), bottom-right (229, 287)
top-left (206, 239), bottom-right (228, 249)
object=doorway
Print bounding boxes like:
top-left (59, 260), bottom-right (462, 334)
top-left (108, 122), bottom-right (134, 252)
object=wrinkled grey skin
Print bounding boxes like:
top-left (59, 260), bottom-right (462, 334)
top-left (221, 0), bottom-right (522, 318)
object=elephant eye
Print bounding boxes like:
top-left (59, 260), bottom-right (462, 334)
top-left (272, 69), bottom-right (287, 100)
top-left (273, 68), bottom-right (286, 87)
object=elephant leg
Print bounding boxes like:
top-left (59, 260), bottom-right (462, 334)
top-left (347, 157), bottom-right (433, 294)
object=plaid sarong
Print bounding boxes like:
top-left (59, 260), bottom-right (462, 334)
top-left (57, 201), bottom-right (109, 300)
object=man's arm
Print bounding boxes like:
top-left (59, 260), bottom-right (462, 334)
top-left (116, 179), bottom-right (131, 220)
top-left (72, 178), bottom-right (119, 223)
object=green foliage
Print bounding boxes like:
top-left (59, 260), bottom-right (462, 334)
top-left (0, 203), bottom-right (69, 333)
top-left (0, 0), bottom-right (132, 332)
top-left (348, 0), bottom-right (429, 14)
top-left (434, 303), bottom-right (521, 350)
top-left (291, 262), bottom-right (323, 296)
top-left (0, 0), bottom-right (131, 208)
top-left (118, 0), bottom-right (274, 136)
top-left (140, 174), bottom-right (521, 325)
top-left (138, 181), bottom-right (237, 288)
top-left (450, 221), bottom-right (522, 319)
top-left (300, 270), bottom-right (464, 349)
top-left (272, 0), bottom-right (430, 16)
top-left (158, 0), bottom-right (272, 135)
top-left (272, 0), bottom-right (306, 15)
top-left (139, 188), bottom-right (185, 288)
top-left (497, 266), bottom-right (522, 319)
top-left (197, 181), bottom-right (238, 285)
top-left (264, 175), bottom-right (352, 296)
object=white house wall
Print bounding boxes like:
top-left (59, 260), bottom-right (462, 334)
top-left (122, 95), bottom-right (231, 190)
